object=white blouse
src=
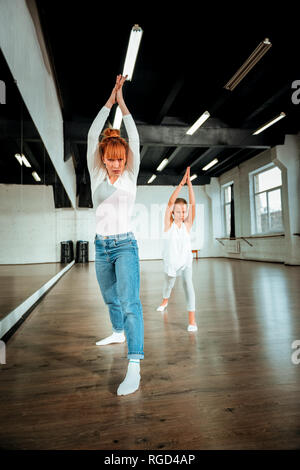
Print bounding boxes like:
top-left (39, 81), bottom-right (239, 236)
top-left (86, 106), bottom-right (140, 235)
top-left (162, 222), bottom-right (193, 277)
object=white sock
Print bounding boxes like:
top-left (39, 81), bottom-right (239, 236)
top-left (95, 331), bottom-right (125, 346)
top-left (187, 324), bottom-right (198, 332)
top-left (156, 302), bottom-right (168, 311)
top-left (117, 360), bottom-right (141, 396)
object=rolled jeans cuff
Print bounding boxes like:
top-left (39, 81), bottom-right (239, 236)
top-left (112, 327), bottom-right (125, 333)
top-left (128, 353), bottom-right (144, 360)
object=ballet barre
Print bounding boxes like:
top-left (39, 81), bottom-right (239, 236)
top-left (216, 233), bottom-right (285, 248)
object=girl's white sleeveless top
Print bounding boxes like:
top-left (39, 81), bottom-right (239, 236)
top-left (162, 222), bottom-right (193, 277)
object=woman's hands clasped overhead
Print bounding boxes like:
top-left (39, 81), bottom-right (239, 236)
top-left (108, 74), bottom-right (128, 106)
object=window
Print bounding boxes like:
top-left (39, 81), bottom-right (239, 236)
top-left (222, 182), bottom-right (235, 237)
top-left (251, 165), bottom-right (283, 233)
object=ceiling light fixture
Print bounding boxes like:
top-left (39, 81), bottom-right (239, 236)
top-left (186, 111), bottom-right (210, 135)
top-left (156, 158), bottom-right (169, 172)
top-left (147, 174), bottom-right (156, 184)
top-left (202, 158), bottom-right (218, 171)
top-left (14, 153), bottom-right (23, 165)
top-left (113, 107), bottom-right (123, 130)
top-left (123, 24), bottom-right (143, 81)
top-left (21, 154), bottom-right (31, 167)
top-left (252, 112), bottom-right (286, 135)
top-left (32, 171), bottom-right (41, 182)
top-left (190, 174), bottom-right (198, 181)
top-left (113, 24), bottom-right (143, 129)
top-left (224, 38), bottom-right (272, 91)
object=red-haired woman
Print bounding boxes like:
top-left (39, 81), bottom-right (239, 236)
top-left (87, 75), bottom-right (143, 396)
top-left (157, 167), bottom-right (197, 331)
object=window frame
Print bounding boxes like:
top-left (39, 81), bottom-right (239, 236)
top-left (249, 163), bottom-right (284, 235)
top-left (221, 181), bottom-right (234, 237)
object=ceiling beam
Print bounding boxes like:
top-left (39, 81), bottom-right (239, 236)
top-left (189, 148), bottom-right (220, 168)
top-left (154, 77), bottom-right (185, 124)
top-left (205, 148), bottom-right (246, 174)
top-left (140, 145), bottom-right (149, 161)
top-left (241, 83), bottom-right (292, 127)
top-left (1, 118), bottom-right (285, 149)
top-left (137, 170), bottom-right (210, 186)
top-left (63, 122), bottom-right (283, 148)
top-left (135, 124), bottom-right (283, 148)
top-left (213, 149), bottom-right (261, 177)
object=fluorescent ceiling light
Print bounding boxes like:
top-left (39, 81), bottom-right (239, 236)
top-left (202, 158), bottom-right (218, 171)
top-left (190, 174), bottom-right (198, 181)
top-left (21, 154), bottom-right (31, 167)
top-left (252, 112), bottom-right (286, 135)
top-left (156, 158), bottom-right (169, 171)
top-left (123, 24), bottom-right (143, 81)
top-left (186, 111), bottom-right (210, 135)
top-left (32, 171), bottom-right (41, 182)
top-left (147, 174), bottom-right (156, 184)
top-left (113, 24), bottom-right (143, 129)
top-left (14, 153), bottom-right (32, 167)
top-left (14, 153), bottom-right (23, 165)
top-left (113, 107), bottom-right (123, 130)
top-left (224, 38), bottom-right (272, 91)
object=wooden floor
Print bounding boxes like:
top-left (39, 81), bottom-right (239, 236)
top-left (0, 258), bottom-right (300, 450)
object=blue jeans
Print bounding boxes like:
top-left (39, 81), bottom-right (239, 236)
top-left (94, 232), bottom-right (144, 360)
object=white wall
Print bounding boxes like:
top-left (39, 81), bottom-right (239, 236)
top-left (0, 184), bottom-right (210, 264)
top-left (0, 184), bottom-right (57, 264)
top-left (210, 133), bottom-right (300, 265)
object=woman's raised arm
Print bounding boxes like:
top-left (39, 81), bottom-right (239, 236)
top-left (86, 78), bottom-right (119, 177)
top-left (116, 75), bottom-right (140, 177)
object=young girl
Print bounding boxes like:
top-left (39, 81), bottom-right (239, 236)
top-left (157, 167), bottom-right (197, 332)
top-left (87, 75), bottom-right (143, 396)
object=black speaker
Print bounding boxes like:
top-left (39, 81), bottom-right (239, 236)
top-left (76, 241), bottom-right (89, 263)
top-left (60, 240), bottom-right (74, 263)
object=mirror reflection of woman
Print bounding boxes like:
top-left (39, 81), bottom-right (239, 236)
top-left (157, 167), bottom-right (197, 332)
top-left (87, 75), bottom-right (143, 396)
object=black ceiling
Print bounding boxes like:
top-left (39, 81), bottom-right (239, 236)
top-left (1, 3), bottom-right (299, 207)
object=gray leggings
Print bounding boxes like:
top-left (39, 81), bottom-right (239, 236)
top-left (163, 265), bottom-right (195, 311)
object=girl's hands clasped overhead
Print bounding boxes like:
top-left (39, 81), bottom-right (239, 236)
top-left (180, 167), bottom-right (190, 186)
top-left (186, 166), bottom-right (192, 186)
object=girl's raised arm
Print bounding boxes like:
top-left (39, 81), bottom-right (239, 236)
top-left (185, 167), bottom-right (196, 230)
top-left (163, 168), bottom-right (188, 232)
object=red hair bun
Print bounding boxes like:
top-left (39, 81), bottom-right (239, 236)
top-left (102, 128), bottom-right (121, 139)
